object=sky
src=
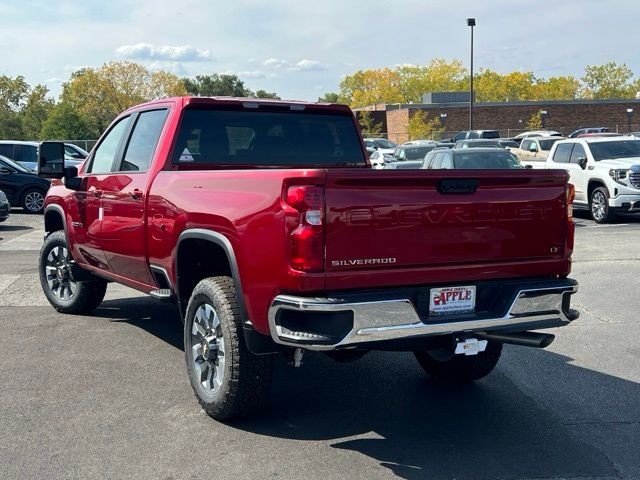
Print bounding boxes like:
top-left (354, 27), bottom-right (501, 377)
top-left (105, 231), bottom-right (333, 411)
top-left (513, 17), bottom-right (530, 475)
top-left (2, 0), bottom-right (640, 101)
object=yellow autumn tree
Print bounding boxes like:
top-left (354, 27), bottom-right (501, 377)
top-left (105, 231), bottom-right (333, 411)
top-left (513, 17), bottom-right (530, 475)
top-left (407, 111), bottom-right (444, 140)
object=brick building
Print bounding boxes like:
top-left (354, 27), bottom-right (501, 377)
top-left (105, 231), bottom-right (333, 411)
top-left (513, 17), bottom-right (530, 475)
top-left (354, 95), bottom-right (640, 144)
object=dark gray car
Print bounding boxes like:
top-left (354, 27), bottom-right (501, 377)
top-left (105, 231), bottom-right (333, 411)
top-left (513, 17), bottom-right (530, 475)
top-left (423, 147), bottom-right (524, 170)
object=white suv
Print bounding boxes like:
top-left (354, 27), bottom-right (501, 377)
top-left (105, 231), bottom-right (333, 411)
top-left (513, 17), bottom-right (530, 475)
top-left (546, 137), bottom-right (640, 223)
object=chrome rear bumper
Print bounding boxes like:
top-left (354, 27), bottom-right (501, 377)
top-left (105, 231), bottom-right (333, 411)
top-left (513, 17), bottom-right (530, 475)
top-left (267, 280), bottom-right (578, 351)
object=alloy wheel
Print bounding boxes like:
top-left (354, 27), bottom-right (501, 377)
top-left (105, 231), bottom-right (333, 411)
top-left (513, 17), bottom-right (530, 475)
top-left (24, 191), bottom-right (44, 212)
top-left (591, 191), bottom-right (606, 221)
top-left (45, 246), bottom-right (77, 301)
top-left (190, 303), bottom-right (226, 394)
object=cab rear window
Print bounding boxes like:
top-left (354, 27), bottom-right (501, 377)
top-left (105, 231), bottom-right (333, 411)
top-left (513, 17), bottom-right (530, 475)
top-left (172, 108), bottom-right (366, 167)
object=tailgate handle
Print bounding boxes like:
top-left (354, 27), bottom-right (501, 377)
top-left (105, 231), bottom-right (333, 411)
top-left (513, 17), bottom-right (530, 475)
top-left (437, 179), bottom-right (479, 194)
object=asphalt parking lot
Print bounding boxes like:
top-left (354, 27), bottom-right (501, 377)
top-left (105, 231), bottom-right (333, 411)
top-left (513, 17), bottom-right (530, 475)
top-left (1, 210), bottom-right (638, 480)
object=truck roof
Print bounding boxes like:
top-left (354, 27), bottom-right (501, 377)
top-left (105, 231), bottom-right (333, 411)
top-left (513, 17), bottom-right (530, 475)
top-left (124, 96), bottom-right (352, 114)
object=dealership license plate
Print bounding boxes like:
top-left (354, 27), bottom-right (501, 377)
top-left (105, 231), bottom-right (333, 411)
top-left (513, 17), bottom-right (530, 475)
top-left (429, 285), bottom-right (476, 316)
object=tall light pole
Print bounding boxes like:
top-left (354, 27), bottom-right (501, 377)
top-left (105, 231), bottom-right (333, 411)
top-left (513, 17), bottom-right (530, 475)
top-left (627, 108), bottom-right (634, 132)
top-left (541, 110), bottom-right (548, 129)
top-left (467, 18), bottom-right (476, 131)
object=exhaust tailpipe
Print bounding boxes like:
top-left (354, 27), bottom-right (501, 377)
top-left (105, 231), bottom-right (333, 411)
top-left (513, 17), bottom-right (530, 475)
top-left (475, 331), bottom-right (555, 349)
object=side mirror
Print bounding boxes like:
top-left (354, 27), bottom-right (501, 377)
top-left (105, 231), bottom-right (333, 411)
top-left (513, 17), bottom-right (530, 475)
top-left (525, 164), bottom-right (533, 169)
top-left (63, 166), bottom-right (82, 190)
top-left (577, 156), bottom-right (588, 169)
top-left (0, 166), bottom-right (12, 174)
top-left (38, 141), bottom-right (65, 179)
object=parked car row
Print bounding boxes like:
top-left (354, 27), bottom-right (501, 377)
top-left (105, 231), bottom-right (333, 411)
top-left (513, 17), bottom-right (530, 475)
top-left (0, 189), bottom-right (9, 222)
top-left (0, 141), bottom-right (87, 171)
top-left (0, 155), bottom-right (51, 212)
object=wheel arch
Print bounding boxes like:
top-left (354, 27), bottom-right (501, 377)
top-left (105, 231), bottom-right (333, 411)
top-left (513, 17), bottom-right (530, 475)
top-left (44, 204), bottom-right (69, 243)
top-left (18, 183), bottom-right (48, 202)
top-left (587, 179), bottom-right (608, 200)
top-left (175, 228), bottom-right (279, 355)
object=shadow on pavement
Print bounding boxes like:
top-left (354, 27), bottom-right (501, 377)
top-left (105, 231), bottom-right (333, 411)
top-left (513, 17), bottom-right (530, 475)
top-left (91, 296), bottom-right (630, 480)
top-left (0, 225), bottom-right (32, 232)
top-left (236, 350), bottom-right (626, 480)
top-left (96, 297), bottom-right (183, 351)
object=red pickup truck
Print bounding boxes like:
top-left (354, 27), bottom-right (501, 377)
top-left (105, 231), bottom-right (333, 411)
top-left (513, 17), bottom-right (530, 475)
top-left (37, 96), bottom-right (578, 420)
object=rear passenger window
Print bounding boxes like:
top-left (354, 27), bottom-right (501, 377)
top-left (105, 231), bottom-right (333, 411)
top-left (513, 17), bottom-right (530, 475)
top-left (119, 109), bottom-right (168, 172)
top-left (20, 145), bottom-right (38, 163)
top-left (552, 143), bottom-right (574, 163)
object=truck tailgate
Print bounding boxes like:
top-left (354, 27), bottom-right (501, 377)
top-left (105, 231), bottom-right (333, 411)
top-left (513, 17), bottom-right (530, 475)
top-left (324, 169), bottom-right (570, 288)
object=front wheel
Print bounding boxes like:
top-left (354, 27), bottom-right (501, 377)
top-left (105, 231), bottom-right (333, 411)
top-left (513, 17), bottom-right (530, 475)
top-left (39, 231), bottom-right (107, 314)
top-left (414, 340), bottom-right (503, 383)
top-left (590, 186), bottom-right (614, 224)
top-left (184, 277), bottom-right (273, 420)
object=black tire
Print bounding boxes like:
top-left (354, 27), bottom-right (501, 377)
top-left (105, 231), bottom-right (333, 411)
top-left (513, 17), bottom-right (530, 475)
top-left (590, 186), bottom-right (614, 224)
top-left (21, 188), bottom-right (46, 213)
top-left (39, 231), bottom-right (107, 314)
top-left (184, 277), bottom-right (273, 420)
top-left (414, 340), bottom-right (503, 383)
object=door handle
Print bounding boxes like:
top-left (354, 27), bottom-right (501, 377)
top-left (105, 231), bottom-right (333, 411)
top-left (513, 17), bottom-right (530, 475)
top-left (130, 189), bottom-right (143, 200)
top-left (88, 187), bottom-right (102, 198)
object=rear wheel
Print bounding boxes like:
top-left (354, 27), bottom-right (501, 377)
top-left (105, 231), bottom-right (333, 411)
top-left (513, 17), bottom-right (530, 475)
top-left (184, 277), bottom-right (273, 420)
top-left (414, 341), bottom-right (503, 383)
top-left (39, 231), bottom-right (107, 314)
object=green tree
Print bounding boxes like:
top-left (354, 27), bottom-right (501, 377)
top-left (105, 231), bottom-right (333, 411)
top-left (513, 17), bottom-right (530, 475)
top-left (318, 92), bottom-right (340, 103)
top-left (526, 110), bottom-right (543, 130)
top-left (40, 101), bottom-right (92, 140)
top-left (0, 75), bottom-right (30, 139)
top-left (357, 111), bottom-right (383, 136)
top-left (582, 62), bottom-right (635, 99)
top-left (60, 61), bottom-right (186, 137)
top-left (253, 89), bottom-right (280, 99)
top-left (183, 74), bottom-right (252, 97)
top-left (407, 111), bottom-right (444, 140)
top-left (21, 85), bottom-right (54, 139)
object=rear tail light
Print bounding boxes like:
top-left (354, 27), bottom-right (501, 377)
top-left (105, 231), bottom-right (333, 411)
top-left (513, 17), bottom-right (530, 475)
top-left (285, 185), bottom-right (324, 272)
top-left (566, 183), bottom-right (575, 219)
top-left (565, 183), bottom-right (575, 255)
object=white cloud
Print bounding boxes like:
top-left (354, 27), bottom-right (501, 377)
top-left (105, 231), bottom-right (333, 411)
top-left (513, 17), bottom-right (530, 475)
top-left (263, 58), bottom-right (288, 68)
top-left (115, 43), bottom-right (211, 62)
top-left (45, 77), bottom-right (64, 83)
top-left (289, 59), bottom-right (328, 72)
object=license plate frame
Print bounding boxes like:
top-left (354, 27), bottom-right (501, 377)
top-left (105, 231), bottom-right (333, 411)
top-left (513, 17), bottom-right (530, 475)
top-left (429, 285), bottom-right (476, 316)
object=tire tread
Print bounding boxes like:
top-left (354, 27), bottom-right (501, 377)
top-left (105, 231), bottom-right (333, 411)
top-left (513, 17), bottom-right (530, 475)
top-left (39, 231), bottom-right (107, 314)
top-left (186, 277), bottom-right (273, 420)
